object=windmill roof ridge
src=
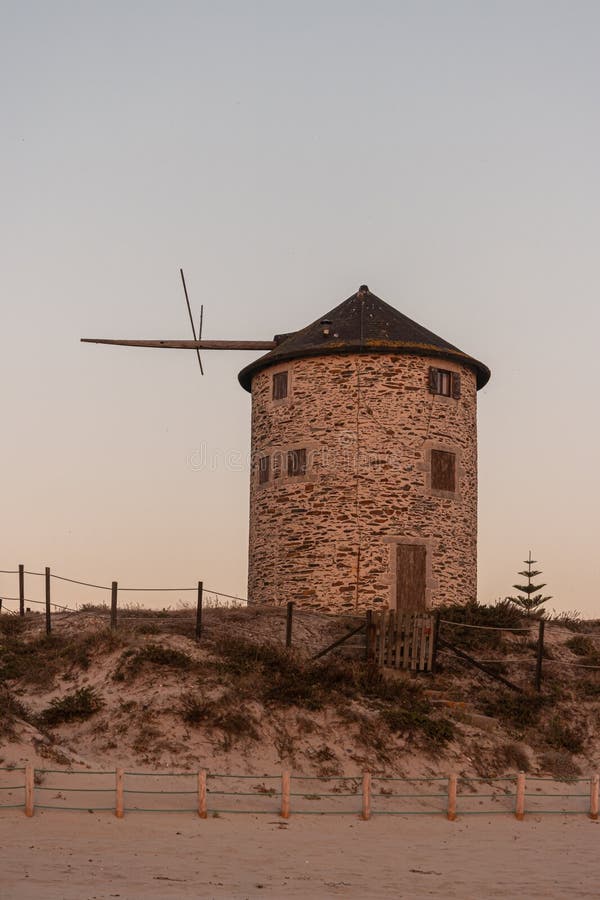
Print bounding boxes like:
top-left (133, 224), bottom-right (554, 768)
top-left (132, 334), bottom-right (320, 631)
top-left (238, 287), bottom-right (490, 390)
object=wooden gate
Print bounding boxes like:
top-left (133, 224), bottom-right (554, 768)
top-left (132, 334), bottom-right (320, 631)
top-left (369, 610), bottom-right (435, 672)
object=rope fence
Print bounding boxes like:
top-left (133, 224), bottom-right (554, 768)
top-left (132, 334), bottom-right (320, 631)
top-left (0, 563), bottom-right (249, 639)
top-left (1, 767), bottom-right (598, 821)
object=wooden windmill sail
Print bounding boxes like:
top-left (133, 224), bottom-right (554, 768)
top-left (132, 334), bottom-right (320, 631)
top-left (81, 269), bottom-right (275, 370)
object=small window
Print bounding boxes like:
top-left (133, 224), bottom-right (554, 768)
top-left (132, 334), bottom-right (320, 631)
top-left (287, 448), bottom-right (306, 477)
top-left (429, 367), bottom-right (460, 398)
top-left (431, 449), bottom-right (456, 492)
top-left (272, 371), bottom-right (288, 400)
top-left (258, 455), bottom-right (270, 485)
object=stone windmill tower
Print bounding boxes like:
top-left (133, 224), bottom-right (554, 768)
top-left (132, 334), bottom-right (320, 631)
top-left (238, 286), bottom-right (490, 614)
top-left (83, 280), bottom-right (489, 614)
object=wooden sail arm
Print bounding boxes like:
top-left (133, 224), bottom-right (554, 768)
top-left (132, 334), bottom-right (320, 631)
top-left (80, 338), bottom-right (276, 350)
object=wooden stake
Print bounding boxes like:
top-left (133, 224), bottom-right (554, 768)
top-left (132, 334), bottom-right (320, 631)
top-left (361, 772), bottom-right (371, 820)
top-left (285, 601), bottom-right (294, 648)
top-left (535, 619), bottom-right (545, 692)
top-left (590, 774), bottom-right (599, 821)
top-left (280, 771), bottom-right (291, 819)
top-left (45, 567), bottom-right (51, 634)
top-left (195, 582), bottom-right (203, 640)
top-left (515, 771), bottom-right (526, 820)
top-left (447, 773), bottom-right (457, 821)
top-left (19, 564), bottom-right (25, 617)
top-left (365, 610), bottom-right (373, 662)
top-left (198, 770), bottom-right (207, 818)
top-left (431, 611), bottom-right (441, 674)
top-left (25, 764), bottom-right (34, 817)
top-left (110, 582), bottom-right (118, 630)
top-left (115, 767), bottom-right (124, 818)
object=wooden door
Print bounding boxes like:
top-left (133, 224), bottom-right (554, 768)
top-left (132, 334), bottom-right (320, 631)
top-left (395, 544), bottom-right (426, 612)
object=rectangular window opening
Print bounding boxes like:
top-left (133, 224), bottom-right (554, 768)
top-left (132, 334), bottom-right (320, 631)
top-left (287, 448), bottom-right (307, 477)
top-left (272, 371), bottom-right (288, 400)
top-left (431, 449), bottom-right (456, 493)
top-left (429, 367), bottom-right (461, 398)
top-left (258, 455), bottom-right (270, 485)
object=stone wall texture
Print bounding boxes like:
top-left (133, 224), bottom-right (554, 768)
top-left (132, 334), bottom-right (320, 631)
top-left (247, 352), bottom-right (478, 614)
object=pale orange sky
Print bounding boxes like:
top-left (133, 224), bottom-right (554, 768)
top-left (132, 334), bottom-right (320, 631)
top-left (1, 1), bottom-right (599, 615)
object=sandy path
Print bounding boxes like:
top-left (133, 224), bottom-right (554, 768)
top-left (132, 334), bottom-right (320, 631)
top-left (1, 812), bottom-right (600, 899)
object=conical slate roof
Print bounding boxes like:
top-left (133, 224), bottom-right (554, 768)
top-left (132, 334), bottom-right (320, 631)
top-left (238, 286), bottom-right (490, 391)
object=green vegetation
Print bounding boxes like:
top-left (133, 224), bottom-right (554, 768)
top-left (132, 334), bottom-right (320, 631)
top-left (0, 629), bottom-right (121, 685)
top-left (113, 644), bottom-right (193, 681)
top-left (507, 551), bottom-right (552, 615)
top-left (197, 635), bottom-right (454, 750)
top-left (544, 716), bottom-right (584, 755)
top-left (435, 599), bottom-right (523, 652)
top-left (479, 689), bottom-right (545, 729)
top-left (381, 706), bottom-right (455, 748)
top-left (565, 635), bottom-right (595, 656)
top-left (39, 686), bottom-right (103, 726)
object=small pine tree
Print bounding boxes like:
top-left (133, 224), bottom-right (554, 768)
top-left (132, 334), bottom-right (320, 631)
top-left (506, 550), bottom-right (552, 616)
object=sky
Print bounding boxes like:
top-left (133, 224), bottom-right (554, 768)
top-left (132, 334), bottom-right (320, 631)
top-left (1, 0), bottom-right (599, 615)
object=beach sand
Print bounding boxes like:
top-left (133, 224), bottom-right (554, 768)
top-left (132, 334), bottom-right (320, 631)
top-left (2, 812), bottom-right (599, 899)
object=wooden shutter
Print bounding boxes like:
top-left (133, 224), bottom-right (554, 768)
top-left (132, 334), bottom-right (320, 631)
top-left (272, 371), bottom-right (288, 400)
top-left (431, 449), bottom-right (456, 492)
top-left (258, 455), bottom-right (270, 484)
top-left (451, 372), bottom-right (461, 399)
top-left (287, 448), bottom-right (307, 476)
top-left (428, 367), bottom-right (439, 394)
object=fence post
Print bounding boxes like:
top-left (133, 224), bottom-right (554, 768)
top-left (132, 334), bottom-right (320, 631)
top-left (110, 582), bottom-right (118, 630)
top-left (515, 771), bottom-right (526, 820)
top-left (535, 619), bottom-right (545, 692)
top-left (280, 771), bottom-right (290, 819)
top-left (115, 767), bottom-right (124, 818)
top-left (19, 565), bottom-right (25, 617)
top-left (447, 773), bottom-right (457, 821)
top-left (431, 611), bottom-right (441, 674)
top-left (285, 601), bottom-right (294, 648)
top-left (365, 610), bottom-right (373, 662)
top-left (361, 772), bottom-right (371, 820)
top-left (198, 769), bottom-right (207, 818)
top-left (590, 774), bottom-right (599, 821)
top-left (45, 567), bottom-right (51, 635)
top-left (25, 764), bottom-right (34, 817)
top-left (195, 581), bottom-right (203, 640)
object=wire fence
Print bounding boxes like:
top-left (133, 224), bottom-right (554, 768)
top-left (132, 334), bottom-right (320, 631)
top-left (1, 767), bottom-right (597, 819)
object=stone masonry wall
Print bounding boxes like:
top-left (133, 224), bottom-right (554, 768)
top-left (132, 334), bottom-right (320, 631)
top-left (247, 352), bottom-right (478, 614)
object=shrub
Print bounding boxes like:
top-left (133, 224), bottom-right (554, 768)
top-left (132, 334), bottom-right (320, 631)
top-left (565, 635), bottom-right (595, 657)
top-left (0, 617), bottom-right (27, 637)
top-left (548, 610), bottom-right (584, 632)
top-left (436, 599), bottom-right (523, 652)
top-left (575, 677), bottom-right (600, 698)
top-left (0, 689), bottom-right (31, 735)
top-left (479, 689), bottom-right (544, 729)
top-left (539, 750), bottom-right (581, 782)
top-left (114, 644), bottom-right (193, 681)
top-left (545, 716), bottom-right (584, 754)
top-left (180, 693), bottom-right (213, 725)
top-left (215, 635), bottom-right (293, 677)
top-left (39, 687), bottom-right (103, 726)
top-left (381, 705), bottom-right (455, 748)
top-left (495, 742), bottom-right (531, 773)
